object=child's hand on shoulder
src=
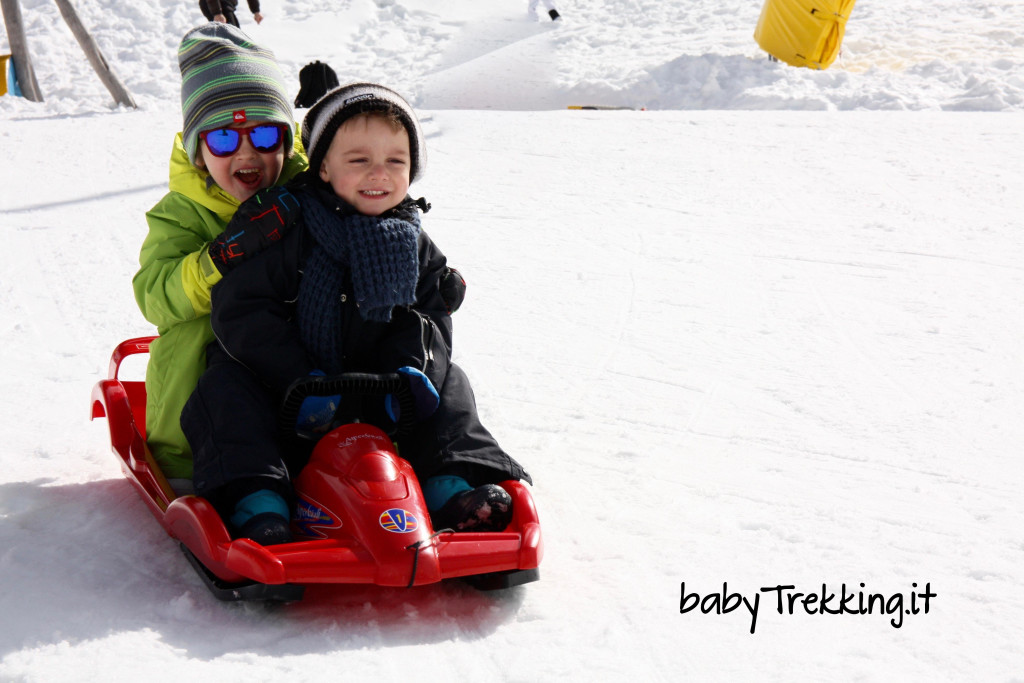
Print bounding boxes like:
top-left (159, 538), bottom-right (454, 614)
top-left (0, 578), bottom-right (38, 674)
top-left (208, 187), bottom-right (302, 273)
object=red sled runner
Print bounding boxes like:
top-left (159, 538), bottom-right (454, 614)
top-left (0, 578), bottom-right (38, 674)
top-left (90, 337), bottom-right (542, 601)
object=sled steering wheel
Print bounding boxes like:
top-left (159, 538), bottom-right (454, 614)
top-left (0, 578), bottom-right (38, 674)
top-left (278, 372), bottom-right (417, 439)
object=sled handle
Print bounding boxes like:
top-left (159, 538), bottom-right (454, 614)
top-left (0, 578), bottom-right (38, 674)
top-left (278, 372), bottom-right (416, 439)
top-left (108, 336), bottom-right (156, 380)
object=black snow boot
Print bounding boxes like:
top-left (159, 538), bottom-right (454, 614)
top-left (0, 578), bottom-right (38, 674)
top-left (549, 9), bottom-right (561, 20)
top-left (237, 512), bottom-right (293, 546)
top-left (432, 484), bottom-right (513, 532)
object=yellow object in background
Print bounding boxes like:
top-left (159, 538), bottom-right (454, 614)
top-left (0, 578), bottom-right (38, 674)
top-left (754, 0), bottom-right (856, 70)
top-left (1, 54), bottom-right (9, 96)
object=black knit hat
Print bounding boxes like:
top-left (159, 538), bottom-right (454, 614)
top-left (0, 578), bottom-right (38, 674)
top-left (301, 82), bottom-right (425, 183)
top-left (178, 23), bottom-right (293, 164)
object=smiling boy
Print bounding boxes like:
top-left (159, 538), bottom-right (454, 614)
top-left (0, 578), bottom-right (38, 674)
top-left (133, 24), bottom-right (306, 490)
top-left (317, 112), bottom-right (411, 215)
top-left (196, 120), bottom-right (287, 202)
top-left (180, 83), bottom-right (532, 544)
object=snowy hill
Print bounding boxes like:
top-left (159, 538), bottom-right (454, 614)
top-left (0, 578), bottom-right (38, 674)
top-left (2, 0), bottom-right (1023, 681)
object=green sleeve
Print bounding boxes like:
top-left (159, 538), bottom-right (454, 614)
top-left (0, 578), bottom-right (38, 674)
top-left (133, 195), bottom-right (226, 332)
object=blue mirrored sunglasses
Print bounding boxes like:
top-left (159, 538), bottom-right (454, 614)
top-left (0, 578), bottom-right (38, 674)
top-left (199, 124), bottom-right (287, 157)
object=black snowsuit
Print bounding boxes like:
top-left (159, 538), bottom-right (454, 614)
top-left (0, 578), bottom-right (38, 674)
top-left (181, 177), bottom-right (530, 516)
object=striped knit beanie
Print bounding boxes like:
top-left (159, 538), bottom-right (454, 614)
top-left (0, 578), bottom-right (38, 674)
top-left (302, 82), bottom-right (425, 183)
top-left (178, 23), bottom-right (293, 164)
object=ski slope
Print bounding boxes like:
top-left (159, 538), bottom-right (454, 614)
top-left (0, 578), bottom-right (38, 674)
top-left (1, 0), bottom-right (1022, 680)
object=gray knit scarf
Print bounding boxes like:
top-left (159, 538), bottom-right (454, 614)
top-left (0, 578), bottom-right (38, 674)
top-left (297, 194), bottom-right (421, 374)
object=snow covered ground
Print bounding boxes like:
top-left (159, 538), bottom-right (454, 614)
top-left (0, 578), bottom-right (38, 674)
top-left (2, 0), bottom-right (1023, 680)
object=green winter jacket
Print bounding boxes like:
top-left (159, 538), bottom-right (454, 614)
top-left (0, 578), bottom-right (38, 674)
top-left (133, 132), bottom-right (307, 479)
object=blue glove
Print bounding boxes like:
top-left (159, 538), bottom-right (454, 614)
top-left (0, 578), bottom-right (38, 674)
top-left (296, 370), bottom-right (341, 435)
top-left (386, 366), bottom-right (440, 423)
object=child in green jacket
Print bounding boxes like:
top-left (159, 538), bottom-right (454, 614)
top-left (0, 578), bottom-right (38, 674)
top-left (132, 23), bottom-right (307, 492)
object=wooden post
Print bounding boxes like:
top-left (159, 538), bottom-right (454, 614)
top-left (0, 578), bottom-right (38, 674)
top-left (0, 0), bottom-right (44, 101)
top-left (52, 0), bottom-right (136, 108)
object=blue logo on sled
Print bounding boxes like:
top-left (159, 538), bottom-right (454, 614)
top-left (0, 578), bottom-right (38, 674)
top-left (294, 498), bottom-right (341, 539)
top-left (379, 508), bottom-right (418, 533)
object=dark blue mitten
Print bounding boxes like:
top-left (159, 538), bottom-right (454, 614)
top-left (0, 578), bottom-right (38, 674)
top-left (295, 370), bottom-right (341, 435)
top-left (386, 366), bottom-right (440, 422)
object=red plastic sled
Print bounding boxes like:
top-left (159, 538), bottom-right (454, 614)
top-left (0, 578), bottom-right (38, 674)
top-left (90, 337), bottom-right (542, 601)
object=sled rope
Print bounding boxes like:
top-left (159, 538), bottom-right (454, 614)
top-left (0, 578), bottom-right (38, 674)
top-left (405, 528), bottom-right (453, 588)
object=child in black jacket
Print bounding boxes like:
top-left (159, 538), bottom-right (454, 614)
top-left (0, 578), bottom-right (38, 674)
top-left (181, 83), bottom-right (531, 544)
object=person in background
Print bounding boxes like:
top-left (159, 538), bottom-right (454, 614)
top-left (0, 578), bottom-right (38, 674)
top-left (199, 0), bottom-right (264, 27)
